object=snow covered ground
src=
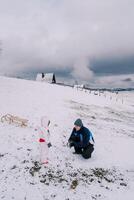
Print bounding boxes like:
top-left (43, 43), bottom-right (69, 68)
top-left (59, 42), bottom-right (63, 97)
top-left (0, 76), bottom-right (134, 200)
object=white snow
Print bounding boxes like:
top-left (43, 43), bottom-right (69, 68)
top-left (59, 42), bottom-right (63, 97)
top-left (0, 76), bottom-right (134, 200)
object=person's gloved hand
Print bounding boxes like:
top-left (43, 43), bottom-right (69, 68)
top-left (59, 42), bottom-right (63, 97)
top-left (67, 140), bottom-right (73, 148)
top-left (69, 142), bottom-right (74, 148)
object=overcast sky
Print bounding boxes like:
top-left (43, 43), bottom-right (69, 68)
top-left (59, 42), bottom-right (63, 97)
top-left (0, 0), bottom-right (134, 88)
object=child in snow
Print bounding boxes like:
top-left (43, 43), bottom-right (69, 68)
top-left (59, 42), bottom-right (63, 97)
top-left (68, 119), bottom-right (94, 159)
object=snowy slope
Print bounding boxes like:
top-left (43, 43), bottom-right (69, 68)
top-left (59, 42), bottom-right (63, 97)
top-left (0, 76), bottom-right (134, 200)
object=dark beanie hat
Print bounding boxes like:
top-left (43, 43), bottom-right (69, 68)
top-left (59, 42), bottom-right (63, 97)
top-left (74, 118), bottom-right (83, 127)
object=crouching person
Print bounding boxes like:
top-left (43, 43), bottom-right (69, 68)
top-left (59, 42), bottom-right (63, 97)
top-left (68, 119), bottom-right (95, 159)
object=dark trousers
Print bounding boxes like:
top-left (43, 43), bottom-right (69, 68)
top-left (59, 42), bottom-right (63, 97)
top-left (74, 143), bottom-right (94, 159)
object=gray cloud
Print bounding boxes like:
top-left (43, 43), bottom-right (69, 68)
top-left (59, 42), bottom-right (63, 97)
top-left (91, 74), bottom-right (134, 88)
top-left (0, 0), bottom-right (134, 87)
top-left (91, 56), bottom-right (134, 75)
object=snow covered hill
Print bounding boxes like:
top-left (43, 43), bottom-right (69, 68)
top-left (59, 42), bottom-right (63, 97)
top-left (0, 76), bottom-right (134, 200)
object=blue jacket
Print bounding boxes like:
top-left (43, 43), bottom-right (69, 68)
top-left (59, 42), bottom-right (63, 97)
top-left (69, 126), bottom-right (94, 148)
